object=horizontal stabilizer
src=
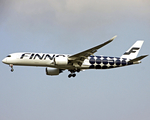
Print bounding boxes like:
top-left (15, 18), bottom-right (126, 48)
top-left (128, 55), bottom-right (148, 63)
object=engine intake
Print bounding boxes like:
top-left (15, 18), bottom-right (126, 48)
top-left (54, 55), bottom-right (68, 65)
top-left (46, 67), bottom-right (62, 76)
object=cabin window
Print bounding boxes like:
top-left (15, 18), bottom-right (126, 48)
top-left (7, 55), bottom-right (11, 57)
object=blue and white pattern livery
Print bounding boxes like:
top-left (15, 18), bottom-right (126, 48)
top-left (89, 56), bottom-right (131, 69)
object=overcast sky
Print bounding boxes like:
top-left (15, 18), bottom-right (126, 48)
top-left (0, 0), bottom-right (150, 120)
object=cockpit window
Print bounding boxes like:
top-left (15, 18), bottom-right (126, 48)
top-left (7, 55), bottom-right (11, 57)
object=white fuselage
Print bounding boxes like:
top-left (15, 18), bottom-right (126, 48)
top-left (2, 52), bottom-right (138, 70)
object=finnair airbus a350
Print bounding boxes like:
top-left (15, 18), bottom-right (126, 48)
top-left (2, 36), bottom-right (148, 78)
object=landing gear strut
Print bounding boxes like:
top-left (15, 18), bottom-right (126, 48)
top-left (10, 64), bottom-right (14, 72)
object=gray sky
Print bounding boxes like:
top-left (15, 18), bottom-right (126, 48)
top-left (0, 0), bottom-right (150, 120)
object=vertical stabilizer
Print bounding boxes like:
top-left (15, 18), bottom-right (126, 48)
top-left (121, 41), bottom-right (144, 59)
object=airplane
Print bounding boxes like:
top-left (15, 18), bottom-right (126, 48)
top-left (2, 36), bottom-right (148, 78)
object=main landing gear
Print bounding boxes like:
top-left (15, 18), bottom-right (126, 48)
top-left (68, 73), bottom-right (76, 78)
top-left (68, 69), bottom-right (80, 78)
top-left (10, 64), bottom-right (14, 72)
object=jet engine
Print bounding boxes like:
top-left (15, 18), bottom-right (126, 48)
top-left (54, 55), bottom-right (68, 65)
top-left (46, 67), bottom-right (62, 76)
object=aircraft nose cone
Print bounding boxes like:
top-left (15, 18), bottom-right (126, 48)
top-left (2, 58), bottom-right (7, 64)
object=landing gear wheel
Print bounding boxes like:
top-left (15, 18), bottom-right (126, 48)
top-left (72, 74), bottom-right (76, 77)
top-left (68, 74), bottom-right (72, 78)
top-left (68, 69), bottom-right (78, 78)
top-left (11, 69), bottom-right (14, 72)
top-left (68, 73), bottom-right (76, 78)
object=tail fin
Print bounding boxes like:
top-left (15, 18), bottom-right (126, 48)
top-left (121, 41), bottom-right (144, 59)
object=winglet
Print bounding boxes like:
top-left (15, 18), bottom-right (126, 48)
top-left (110, 35), bottom-right (117, 41)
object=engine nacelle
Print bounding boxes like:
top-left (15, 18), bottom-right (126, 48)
top-left (54, 56), bottom-right (68, 65)
top-left (46, 67), bottom-right (62, 76)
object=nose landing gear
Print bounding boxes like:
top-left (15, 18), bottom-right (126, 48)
top-left (10, 64), bottom-right (14, 72)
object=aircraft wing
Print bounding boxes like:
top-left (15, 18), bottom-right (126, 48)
top-left (68, 35), bottom-right (117, 66)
